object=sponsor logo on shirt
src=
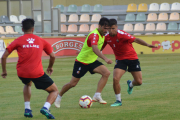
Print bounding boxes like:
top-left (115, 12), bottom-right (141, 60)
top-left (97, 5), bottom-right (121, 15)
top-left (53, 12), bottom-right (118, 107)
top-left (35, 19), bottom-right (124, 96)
top-left (52, 40), bottom-right (84, 54)
top-left (22, 38), bottom-right (39, 48)
top-left (116, 39), bottom-right (119, 43)
top-left (27, 38), bottom-right (35, 44)
top-left (107, 40), bottom-right (112, 42)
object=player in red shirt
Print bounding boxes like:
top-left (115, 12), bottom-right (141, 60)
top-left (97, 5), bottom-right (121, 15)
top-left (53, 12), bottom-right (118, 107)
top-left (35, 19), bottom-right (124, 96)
top-left (1, 18), bottom-right (58, 119)
top-left (102, 19), bottom-right (157, 106)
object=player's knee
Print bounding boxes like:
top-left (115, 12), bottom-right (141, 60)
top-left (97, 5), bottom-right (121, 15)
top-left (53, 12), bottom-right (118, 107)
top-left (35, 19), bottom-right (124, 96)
top-left (137, 78), bottom-right (142, 85)
top-left (113, 77), bottom-right (119, 84)
top-left (103, 70), bottom-right (110, 78)
top-left (70, 82), bottom-right (78, 87)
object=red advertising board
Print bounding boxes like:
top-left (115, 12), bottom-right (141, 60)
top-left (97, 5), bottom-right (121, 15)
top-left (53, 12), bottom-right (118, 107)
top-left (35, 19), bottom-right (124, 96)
top-left (43, 37), bottom-right (113, 56)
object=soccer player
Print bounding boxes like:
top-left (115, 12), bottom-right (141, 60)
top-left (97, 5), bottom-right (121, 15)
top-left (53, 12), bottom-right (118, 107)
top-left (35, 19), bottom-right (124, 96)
top-left (54, 17), bottom-right (112, 108)
top-left (1, 18), bottom-right (58, 119)
top-left (102, 19), bottom-right (157, 107)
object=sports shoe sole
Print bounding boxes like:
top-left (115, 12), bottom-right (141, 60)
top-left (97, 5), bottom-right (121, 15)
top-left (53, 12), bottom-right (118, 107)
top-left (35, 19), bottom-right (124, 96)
top-left (40, 109), bottom-right (54, 119)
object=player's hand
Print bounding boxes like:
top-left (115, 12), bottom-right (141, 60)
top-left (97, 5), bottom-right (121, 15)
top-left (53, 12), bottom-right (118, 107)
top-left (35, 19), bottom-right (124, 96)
top-left (147, 44), bottom-right (158, 48)
top-left (1, 72), bottom-right (7, 78)
top-left (47, 68), bottom-right (53, 75)
top-left (105, 58), bottom-right (113, 64)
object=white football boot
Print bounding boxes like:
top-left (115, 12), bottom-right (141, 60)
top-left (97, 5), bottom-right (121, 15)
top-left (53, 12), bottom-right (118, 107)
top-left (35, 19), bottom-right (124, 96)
top-left (92, 95), bottom-right (107, 104)
top-left (54, 96), bottom-right (61, 108)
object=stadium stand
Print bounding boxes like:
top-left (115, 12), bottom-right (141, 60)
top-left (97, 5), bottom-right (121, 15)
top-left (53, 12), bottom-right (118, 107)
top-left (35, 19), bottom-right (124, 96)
top-left (79, 14), bottom-right (90, 23)
top-left (67, 24), bottom-right (77, 33)
top-left (145, 33), bottom-right (153, 35)
top-left (123, 23), bottom-right (133, 32)
top-left (61, 24), bottom-right (67, 33)
top-left (136, 13), bottom-right (146, 22)
top-left (167, 22), bottom-right (178, 31)
top-left (0, 26), bottom-right (7, 34)
top-left (169, 12), bottom-right (180, 21)
top-left (133, 33), bottom-right (141, 35)
top-left (168, 32), bottom-right (175, 34)
top-left (60, 14), bottom-right (66, 23)
top-left (145, 23), bottom-right (155, 31)
top-left (89, 24), bottom-right (98, 32)
top-left (10, 15), bottom-right (21, 23)
top-left (147, 13), bottom-right (157, 21)
top-left (159, 3), bottom-right (170, 11)
top-left (77, 34), bottom-right (86, 36)
top-left (156, 23), bottom-right (166, 31)
top-left (137, 3), bottom-right (148, 12)
top-left (78, 24), bottom-right (89, 33)
top-left (67, 4), bottom-right (78, 13)
top-left (91, 14), bottom-right (101, 22)
top-left (127, 3), bottom-right (137, 12)
top-left (149, 3), bottom-right (159, 11)
top-left (171, 2), bottom-right (180, 11)
top-left (81, 4), bottom-right (91, 13)
top-left (66, 34), bottom-right (75, 36)
top-left (68, 14), bottom-right (78, 23)
top-left (19, 15), bottom-right (26, 22)
top-left (158, 13), bottom-right (168, 21)
top-left (125, 13), bottom-right (135, 22)
top-left (55, 5), bottom-right (65, 12)
top-left (0, 16), bottom-right (13, 24)
top-left (15, 26), bottom-right (23, 34)
top-left (134, 23), bottom-right (144, 31)
top-left (93, 4), bottom-right (103, 12)
top-left (5, 26), bottom-right (18, 34)
top-left (156, 32), bottom-right (164, 35)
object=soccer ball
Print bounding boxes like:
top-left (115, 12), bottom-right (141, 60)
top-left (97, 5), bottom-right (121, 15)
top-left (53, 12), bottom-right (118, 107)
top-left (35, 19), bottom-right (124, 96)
top-left (79, 95), bottom-right (93, 108)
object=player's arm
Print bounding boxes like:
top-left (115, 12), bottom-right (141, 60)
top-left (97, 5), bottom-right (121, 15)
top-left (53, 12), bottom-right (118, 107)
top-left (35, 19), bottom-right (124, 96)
top-left (47, 52), bottom-right (55, 75)
top-left (134, 38), bottom-right (157, 48)
top-left (92, 45), bottom-right (112, 64)
top-left (1, 50), bottom-right (10, 78)
top-left (43, 39), bottom-right (56, 75)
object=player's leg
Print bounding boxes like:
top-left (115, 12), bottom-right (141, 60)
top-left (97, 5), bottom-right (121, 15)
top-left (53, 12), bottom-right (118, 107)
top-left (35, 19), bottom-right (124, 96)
top-left (131, 71), bottom-right (142, 86)
top-left (32, 73), bottom-right (57, 119)
top-left (127, 59), bottom-right (142, 95)
top-left (19, 77), bottom-right (33, 118)
top-left (40, 83), bottom-right (58, 119)
top-left (111, 68), bottom-right (126, 106)
top-left (111, 60), bottom-right (127, 106)
top-left (55, 61), bottom-right (87, 108)
top-left (54, 76), bottom-right (80, 108)
top-left (89, 61), bottom-right (110, 104)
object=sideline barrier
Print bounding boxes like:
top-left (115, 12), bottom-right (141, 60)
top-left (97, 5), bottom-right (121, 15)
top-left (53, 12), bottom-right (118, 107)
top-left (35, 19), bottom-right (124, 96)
top-left (0, 39), bottom-right (6, 58)
top-left (2, 35), bottom-right (180, 58)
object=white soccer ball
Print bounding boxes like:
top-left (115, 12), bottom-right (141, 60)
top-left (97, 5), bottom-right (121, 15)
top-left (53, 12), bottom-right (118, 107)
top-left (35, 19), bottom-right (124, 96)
top-left (79, 95), bottom-right (93, 108)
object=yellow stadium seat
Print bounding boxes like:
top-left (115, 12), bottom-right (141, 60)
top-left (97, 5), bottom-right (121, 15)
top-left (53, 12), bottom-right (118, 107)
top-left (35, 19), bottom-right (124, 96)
top-left (137, 3), bottom-right (148, 12)
top-left (127, 3), bottom-right (137, 12)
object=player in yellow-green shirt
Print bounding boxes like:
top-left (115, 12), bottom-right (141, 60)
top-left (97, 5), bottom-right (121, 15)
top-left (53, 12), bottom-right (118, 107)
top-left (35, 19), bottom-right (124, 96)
top-left (55, 17), bottom-right (112, 108)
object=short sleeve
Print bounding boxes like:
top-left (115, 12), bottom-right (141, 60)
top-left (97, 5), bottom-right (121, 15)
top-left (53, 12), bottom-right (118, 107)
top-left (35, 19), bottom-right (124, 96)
top-left (6, 39), bottom-right (18, 53)
top-left (43, 39), bottom-right (53, 55)
top-left (117, 30), bottom-right (136, 43)
top-left (87, 33), bottom-right (99, 47)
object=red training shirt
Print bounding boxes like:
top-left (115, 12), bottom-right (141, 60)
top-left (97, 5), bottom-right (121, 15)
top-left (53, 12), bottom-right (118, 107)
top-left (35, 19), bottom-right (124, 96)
top-left (7, 34), bottom-right (53, 78)
top-left (103, 30), bottom-right (138, 60)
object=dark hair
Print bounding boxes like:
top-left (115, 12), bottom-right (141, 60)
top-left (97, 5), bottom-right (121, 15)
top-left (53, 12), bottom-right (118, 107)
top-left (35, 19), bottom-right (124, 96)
top-left (22, 18), bottom-right (35, 32)
top-left (99, 17), bottom-right (110, 26)
top-left (109, 19), bottom-right (117, 26)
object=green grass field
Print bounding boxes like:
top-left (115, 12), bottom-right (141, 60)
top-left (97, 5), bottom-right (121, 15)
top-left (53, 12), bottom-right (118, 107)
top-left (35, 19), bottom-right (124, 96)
top-left (0, 54), bottom-right (180, 120)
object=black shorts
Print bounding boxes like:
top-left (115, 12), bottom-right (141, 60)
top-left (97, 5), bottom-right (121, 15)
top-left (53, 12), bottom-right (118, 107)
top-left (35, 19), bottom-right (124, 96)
top-left (72, 60), bottom-right (103, 78)
top-left (114, 59), bottom-right (141, 72)
top-left (19, 73), bottom-right (54, 90)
